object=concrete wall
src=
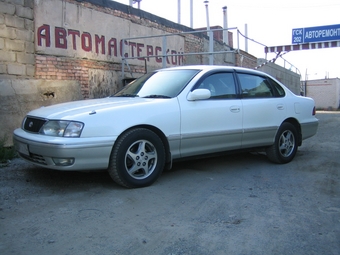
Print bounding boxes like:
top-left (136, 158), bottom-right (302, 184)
top-left (305, 78), bottom-right (340, 110)
top-left (0, 78), bottom-right (83, 146)
top-left (258, 62), bottom-right (301, 95)
top-left (0, 0), bottom-right (34, 78)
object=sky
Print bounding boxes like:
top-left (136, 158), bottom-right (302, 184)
top-left (113, 0), bottom-right (340, 80)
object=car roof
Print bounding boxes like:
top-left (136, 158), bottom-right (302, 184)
top-left (157, 65), bottom-right (268, 76)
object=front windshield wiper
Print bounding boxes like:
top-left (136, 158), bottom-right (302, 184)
top-left (142, 95), bottom-right (171, 99)
top-left (113, 94), bottom-right (139, 97)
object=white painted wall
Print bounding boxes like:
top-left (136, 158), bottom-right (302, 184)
top-left (35, 0), bottom-right (185, 67)
top-left (306, 78), bottom-right (340, 109)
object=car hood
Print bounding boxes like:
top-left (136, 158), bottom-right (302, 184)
top-left (27, 97), bottom-right (157, 119)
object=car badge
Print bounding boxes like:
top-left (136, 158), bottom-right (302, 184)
top-left (29, 121), bottom-right (34, 128)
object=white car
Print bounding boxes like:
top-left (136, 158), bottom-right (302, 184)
top-left (13, 65), bottom-right (318, 188)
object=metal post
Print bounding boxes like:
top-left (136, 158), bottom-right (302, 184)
top-left (178, 0), bottom-right (181, 24)
top-left (129, 0), bottom-right (133, 6)
top-left (237, 30), bottom-right (240, 53)
top-left (204, 1), bottom-right (213, 65)
top-left (190, 0), bottom-right (193, 28)
top-left (162, 36), bottom-right (167, 68)
top-left (222, 6), bottom-right (228, 45)
top-left (121, 39), bottom-right (126, 79)
top-left (245, 24), bottom-right (248, 52)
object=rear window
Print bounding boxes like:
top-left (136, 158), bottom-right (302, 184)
top-left (237, 73), bottom-right (285, 98)
top-left (268, 78), bottom-right (285, 97)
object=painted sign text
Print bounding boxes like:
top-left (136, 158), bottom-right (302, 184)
top-left (37, 24), bottom-right (184, 65)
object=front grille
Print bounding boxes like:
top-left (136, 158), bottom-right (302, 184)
top-left (23, 117), bottom-right (47, 133)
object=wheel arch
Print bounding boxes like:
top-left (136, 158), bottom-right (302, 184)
top-left (281, 118), bottom-right (302, 146)
top-left (116, 124), bottom-right (172, 168)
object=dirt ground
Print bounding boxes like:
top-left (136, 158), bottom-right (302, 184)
top-left (0, 111), bottom-right (339, 255)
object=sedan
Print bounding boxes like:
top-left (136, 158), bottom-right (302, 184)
top-left (13, 65), bottom-right (318, 188)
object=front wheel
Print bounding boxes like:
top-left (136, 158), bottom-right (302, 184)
top-left (108, 128), bottom-right (165, 188)
top-left (266, 122), bottom-right (298, 164)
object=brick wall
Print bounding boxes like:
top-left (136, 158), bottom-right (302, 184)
top-left (0, 0), bottom-right (34, 78)
top-left (235, 50), bottom-right (257, 69)
top-left (1, 0), bottom-right (255, 99)
top-left (1, 0), bottom-right (295, 99)
top-left (34, 0), bottom-right (207, 98)
top-left (35, 56), bottom-right (124, 98)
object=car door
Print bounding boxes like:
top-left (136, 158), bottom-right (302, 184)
top-left (236, 72), bottom-right (287, 148)
top-left (179, 72), bottom-right (243, 157)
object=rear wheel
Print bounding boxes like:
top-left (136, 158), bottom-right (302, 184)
top-left (108, 128), bottom-right (165, 188)
top-left (266, 122), bottom-right (298, 164)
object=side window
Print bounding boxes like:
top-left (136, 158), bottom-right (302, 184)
top-left (237, 73), bottom-right (274, 98)
top-left (198, 73), bottom-right (237, 99)
top-left (268, 78), bottom-right (286, 97)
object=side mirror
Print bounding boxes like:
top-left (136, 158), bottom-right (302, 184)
top-left (187, 89), bottom-right (211, 101)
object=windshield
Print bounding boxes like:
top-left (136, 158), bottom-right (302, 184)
top-left (113, 69), bottom-right (199, 98)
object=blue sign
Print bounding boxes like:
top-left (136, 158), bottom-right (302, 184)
top-left (292, 24), bottom-right (340, 44)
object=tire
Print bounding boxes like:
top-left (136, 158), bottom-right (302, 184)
top-left (108, 128), bottom-right (165, 188)
top-left (266, 122), bottom-right (298, 164)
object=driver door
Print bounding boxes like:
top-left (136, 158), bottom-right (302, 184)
top-left (179, 72), bottom-right (243, 157)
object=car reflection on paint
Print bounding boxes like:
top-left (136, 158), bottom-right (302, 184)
top-left (13, 65), bottom-right (318, 188)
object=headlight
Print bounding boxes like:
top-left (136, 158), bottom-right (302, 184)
top-left (40, 120), bottom-right (84, 137)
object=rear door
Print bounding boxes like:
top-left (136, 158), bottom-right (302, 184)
top-left (179, 72), bottom-right (243, 157)
top-left (236, 72), bottom-right (287, 148)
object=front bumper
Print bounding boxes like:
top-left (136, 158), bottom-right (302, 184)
top-left (13, 128), bottom-right (116, 171)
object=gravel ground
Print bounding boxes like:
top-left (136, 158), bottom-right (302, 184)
top-left (0, 111), bottom-right (339, 255)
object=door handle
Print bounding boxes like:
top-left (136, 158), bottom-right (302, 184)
top-left (277, 104), bottom-right (284, 110)
top-left (230, 106), bottom-right (241, 113)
